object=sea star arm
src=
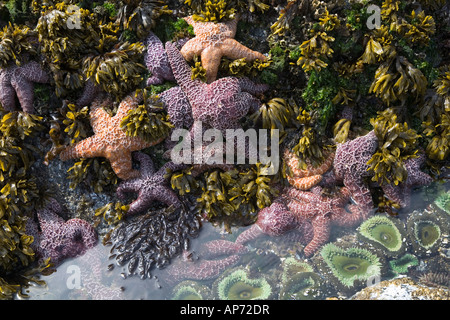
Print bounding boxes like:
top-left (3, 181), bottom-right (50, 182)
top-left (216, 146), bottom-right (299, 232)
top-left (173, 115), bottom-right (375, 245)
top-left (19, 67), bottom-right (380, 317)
top-left (11, 76), bottom-right (35, 114)
top-left (287, 175), bottom-right (323, 190)
top-left (114, 93), bottom-right (141, 120)
top-left (180, 37), bottom-right (205, 62)
top-left (60, 135), bottom-right (105, 160)
top-left (77, 79), bottom-right (101, 107)
top-left (237, 77), bottom-right (269, 96)
top-left (133, 152), bottom-right (156, 177)
top-left (89, 97), bottom-right (112, 134)
top-left (116, 179), bottom-right (141, 200)
top-left (36, 199), bottom-right (66, 236)
top-left (20, 61), bottom-right (49, 83)
top-left (0, 73), bottom-right (16, 111)
top-left (221, 38), bottom-right (267, 63)
top-left (303, 215), bottom-right (330, 257)
top-left (201, 46), bottom-right (224, 83)
top-left (108, 151), bottom-right (140, 180)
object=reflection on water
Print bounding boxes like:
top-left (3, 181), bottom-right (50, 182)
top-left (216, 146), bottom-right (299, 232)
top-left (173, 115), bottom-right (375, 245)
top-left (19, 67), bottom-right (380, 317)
top-left (27, 185), bottom-right (449, 300)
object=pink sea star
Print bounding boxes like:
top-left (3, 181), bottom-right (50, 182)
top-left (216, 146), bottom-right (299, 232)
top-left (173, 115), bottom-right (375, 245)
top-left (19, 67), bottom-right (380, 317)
top-left (25, 198), bottom-right (97, 266)
top-left (181, 16), bottom-right (267, 83)
top-left (0, 60), bottom-right (49, 113)
top-left (236, 186), bottom-right (368, 257)
top-left (116, 152), bottom-right (186, 215)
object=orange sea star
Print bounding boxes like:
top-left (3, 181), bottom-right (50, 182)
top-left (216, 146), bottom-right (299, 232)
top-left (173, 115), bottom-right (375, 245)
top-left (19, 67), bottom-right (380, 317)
top-left (181, 16), bottom-right (267, 83)
top-left (59, 93), bottom-right (165, 180)
top-left (284, 149), bottom-right (335, 190)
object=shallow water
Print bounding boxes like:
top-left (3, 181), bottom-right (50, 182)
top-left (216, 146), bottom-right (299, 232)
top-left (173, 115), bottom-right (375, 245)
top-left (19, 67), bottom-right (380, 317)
top-left (25, 182), bottom-right (450, 300)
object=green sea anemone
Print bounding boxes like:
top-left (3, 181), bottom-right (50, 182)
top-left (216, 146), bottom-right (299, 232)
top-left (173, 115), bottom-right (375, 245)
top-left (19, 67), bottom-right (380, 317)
top-left (407, 209), bottom-right (444, 255)
top-left (434, 190), bottom-right (450, 215)
top-left (320, 243), bottom-right (382, 288)
top-left (389, 253), bottom-right (419, 275)
top-left (357, 215), bottom-right (406, 257)
top-left (214, 268), bottom-right (272, 300)
top-left (171, 281), bottom-right (210, 300)
top-left (279, 257), bottom-right (323, 300)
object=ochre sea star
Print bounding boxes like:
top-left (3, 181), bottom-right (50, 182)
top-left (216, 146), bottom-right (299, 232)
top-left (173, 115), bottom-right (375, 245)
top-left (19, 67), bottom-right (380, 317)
top-left (236, 186), bottom-right (368, 257)
top-left (162, 240), bottom-right (247, 285)
top-left (26, 198), bottom-right (97, 266)
top-left (181, 16), bottom-right (267, 83)
top-left (284, 149), bottom-right (335, 190)
top-left (145, 31), bottom-right (176, 86)
top-left (59, 93), bottom-right (165, 180)
top-left (116, 152), bottom-right (186, 215)
top-left (0, 60), bottom-right (49, 113)
top-left (332, 130), bottom-right (378, 211)
top-left (165, 41), bottom-right (268, 163)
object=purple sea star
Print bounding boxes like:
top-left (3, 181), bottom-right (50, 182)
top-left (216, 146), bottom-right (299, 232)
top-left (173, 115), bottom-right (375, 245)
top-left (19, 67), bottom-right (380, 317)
top-left (0, 60), bottom-right (49, 113)
top-left (332, 130), bottom-right (378, 211)
top-left (144, 31), bottom-right (176, 86)
top-left (26, 198), bottom-right (97, 266)
top-left (162, 240), bottom-right (247, 285)
top-left (165, 41), bottom-right (268, 132)
top-left (158, 86), bottom-right (193, 130)
top-left (116, 152), bottom-right (186, 215)
top-left (75, 79), bottom-right (102, 107)
top-left (164, 41), bottom-right (268, 163)
top-left (381, 153), bottom-right (433, 208)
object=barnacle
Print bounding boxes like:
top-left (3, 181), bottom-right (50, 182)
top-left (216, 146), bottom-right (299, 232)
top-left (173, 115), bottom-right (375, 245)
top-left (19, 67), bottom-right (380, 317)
top-left (120, 91), bottom-right (173, 143)
top-left (367, 108), bottom-right (420, 185)
top-left (113, 0), bottom-right (171, 38)
top-left (0, 23), bottom-right (37, 68)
